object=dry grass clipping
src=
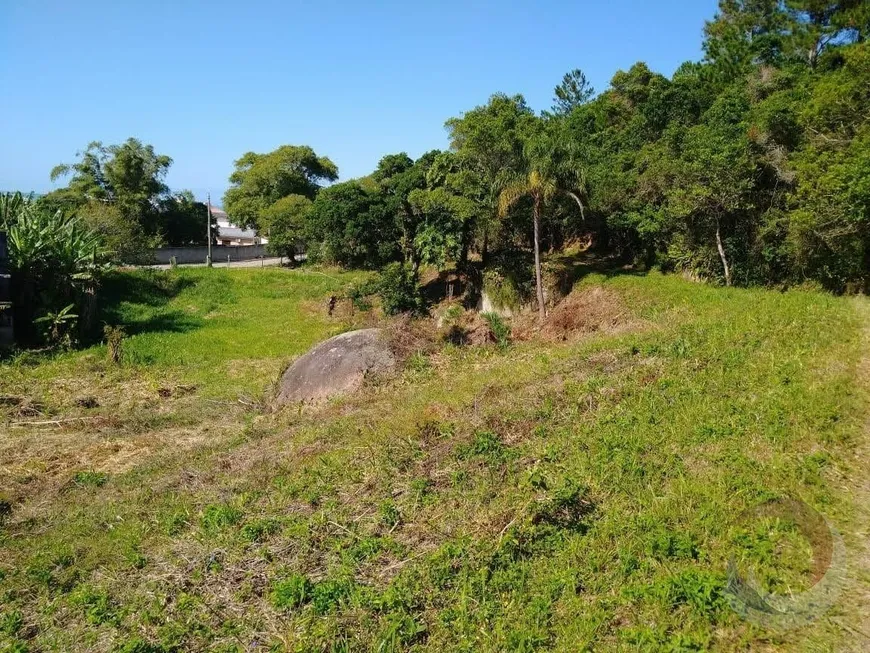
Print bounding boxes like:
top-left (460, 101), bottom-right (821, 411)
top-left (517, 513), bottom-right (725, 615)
top-left (382, 315), bottom-right (439, 360)
top-left (514, 286), bottom-right (632, 343)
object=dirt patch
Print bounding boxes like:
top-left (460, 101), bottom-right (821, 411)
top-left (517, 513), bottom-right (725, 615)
top-left (515, 286), bottom-right (632, 343)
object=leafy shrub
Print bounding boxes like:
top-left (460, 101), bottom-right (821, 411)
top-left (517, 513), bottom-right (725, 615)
top-left (346, 277), bottom-right (379, 312)
top-left (1, 193), bottom-right (106, 346)
top-left (482, 252), bottom-right (534, 310)
top-left (377, 263), bottom-right (425, 315)
top-left (481, 312), bottom-right (510, 348)
top-left (35, 304), bottom-right (79, 348)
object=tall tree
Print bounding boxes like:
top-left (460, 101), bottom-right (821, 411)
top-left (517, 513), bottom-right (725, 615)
top-left (788, 41), bottom-right (870, 288)
top-left (305, 181), bottom-right (398, 268)
top-left (157, 192), bottom-right (211, 247)
top-left (372, 151), bottom-right (441, 274)
top-left (551, 68), bottom-right (595, 115)
top-left (261, 195), bottom-right (312, 260)
top-left (223, 145), bottom-right (338, 230)
top-left (785, 0), bottom-right (868, 66)
top-left (47, 138), bottom-right (173, 238)
top-left (446, 94), bottom-right (537, 261)
top-left (498, 128), bottom-right (587, 320)
top-left (663, 90), bottom-right (757, 286)
top-left (424, 151), bottom-right (488, 266)
top-left (703, 0), bottom-right (790, 83)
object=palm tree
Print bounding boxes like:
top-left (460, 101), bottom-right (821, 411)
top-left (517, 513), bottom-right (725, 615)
top-left (497, 133), bottom-right (586, 321)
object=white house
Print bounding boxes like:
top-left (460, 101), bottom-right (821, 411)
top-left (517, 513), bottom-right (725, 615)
top-left (210, 207), bottom-right (268, 246)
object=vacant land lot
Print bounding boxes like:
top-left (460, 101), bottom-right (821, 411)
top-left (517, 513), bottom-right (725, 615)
top-left (1, 266), bottom-right (869, 651)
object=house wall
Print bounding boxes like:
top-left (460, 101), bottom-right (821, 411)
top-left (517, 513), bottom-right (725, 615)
top-left (152, 244), bottom-right (269, 265)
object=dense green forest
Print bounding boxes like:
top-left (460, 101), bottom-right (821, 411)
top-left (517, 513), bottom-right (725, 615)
top-left (220, 0), bottom-right (870, 302)
top-left (3, 0), bottom-right (869, 344)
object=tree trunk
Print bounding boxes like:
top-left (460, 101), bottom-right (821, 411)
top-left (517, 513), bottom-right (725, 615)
top-left (715, 220), bottom-right (732, 287)
top-left (533, 196), bottom-right (546, 321)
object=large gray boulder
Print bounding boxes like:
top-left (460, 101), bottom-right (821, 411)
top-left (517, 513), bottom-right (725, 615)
top-left (275, 328), bottom-right (397, 405)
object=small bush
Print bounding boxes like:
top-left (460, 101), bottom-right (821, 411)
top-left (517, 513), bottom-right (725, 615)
top-left (481, 312), bottom-right (510, 348)
top-left (482, 253), bottom-right (534, 310)
top-left (346, 278), bottom-right (379, 312)
top-left (377, 263), bottom-right (425, 316)
top-left (35, 304), bottom-right (79, 348)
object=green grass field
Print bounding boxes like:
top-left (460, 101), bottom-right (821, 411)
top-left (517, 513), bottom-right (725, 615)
top-left (1, 265), bottom-right (869, 651)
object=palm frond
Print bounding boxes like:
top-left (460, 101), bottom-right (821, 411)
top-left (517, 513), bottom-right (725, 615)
top-left (497, 178), bottom-right (531, 217)
top-left (566, 191), bottom-right (587, 221)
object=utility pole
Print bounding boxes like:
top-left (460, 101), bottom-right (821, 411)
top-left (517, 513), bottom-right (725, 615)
top-left (206, 193), bottom-right (213, 267)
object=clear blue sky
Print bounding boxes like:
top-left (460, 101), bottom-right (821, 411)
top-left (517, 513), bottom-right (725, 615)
top-left (1, 0), bottom-right (719, 204)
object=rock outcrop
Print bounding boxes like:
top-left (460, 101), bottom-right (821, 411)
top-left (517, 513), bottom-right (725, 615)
top-left (275, 328), bottom-right (396, 405)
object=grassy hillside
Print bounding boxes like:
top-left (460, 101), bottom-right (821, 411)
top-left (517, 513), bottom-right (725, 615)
top-left (1, 266), bottom-right (868, 652)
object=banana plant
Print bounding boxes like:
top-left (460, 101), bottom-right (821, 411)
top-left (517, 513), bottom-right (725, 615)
top-left (1, 193), bottom-right (107, 345)
top-left (35, 304), bottom-right (79, 346)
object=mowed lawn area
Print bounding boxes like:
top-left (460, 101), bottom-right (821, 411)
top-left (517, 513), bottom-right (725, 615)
top-left (1, 266), bottom-right (869, 651)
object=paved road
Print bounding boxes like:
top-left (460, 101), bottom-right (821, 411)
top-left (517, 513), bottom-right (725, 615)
top-left (147, 257), bottom-right (286, 270)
